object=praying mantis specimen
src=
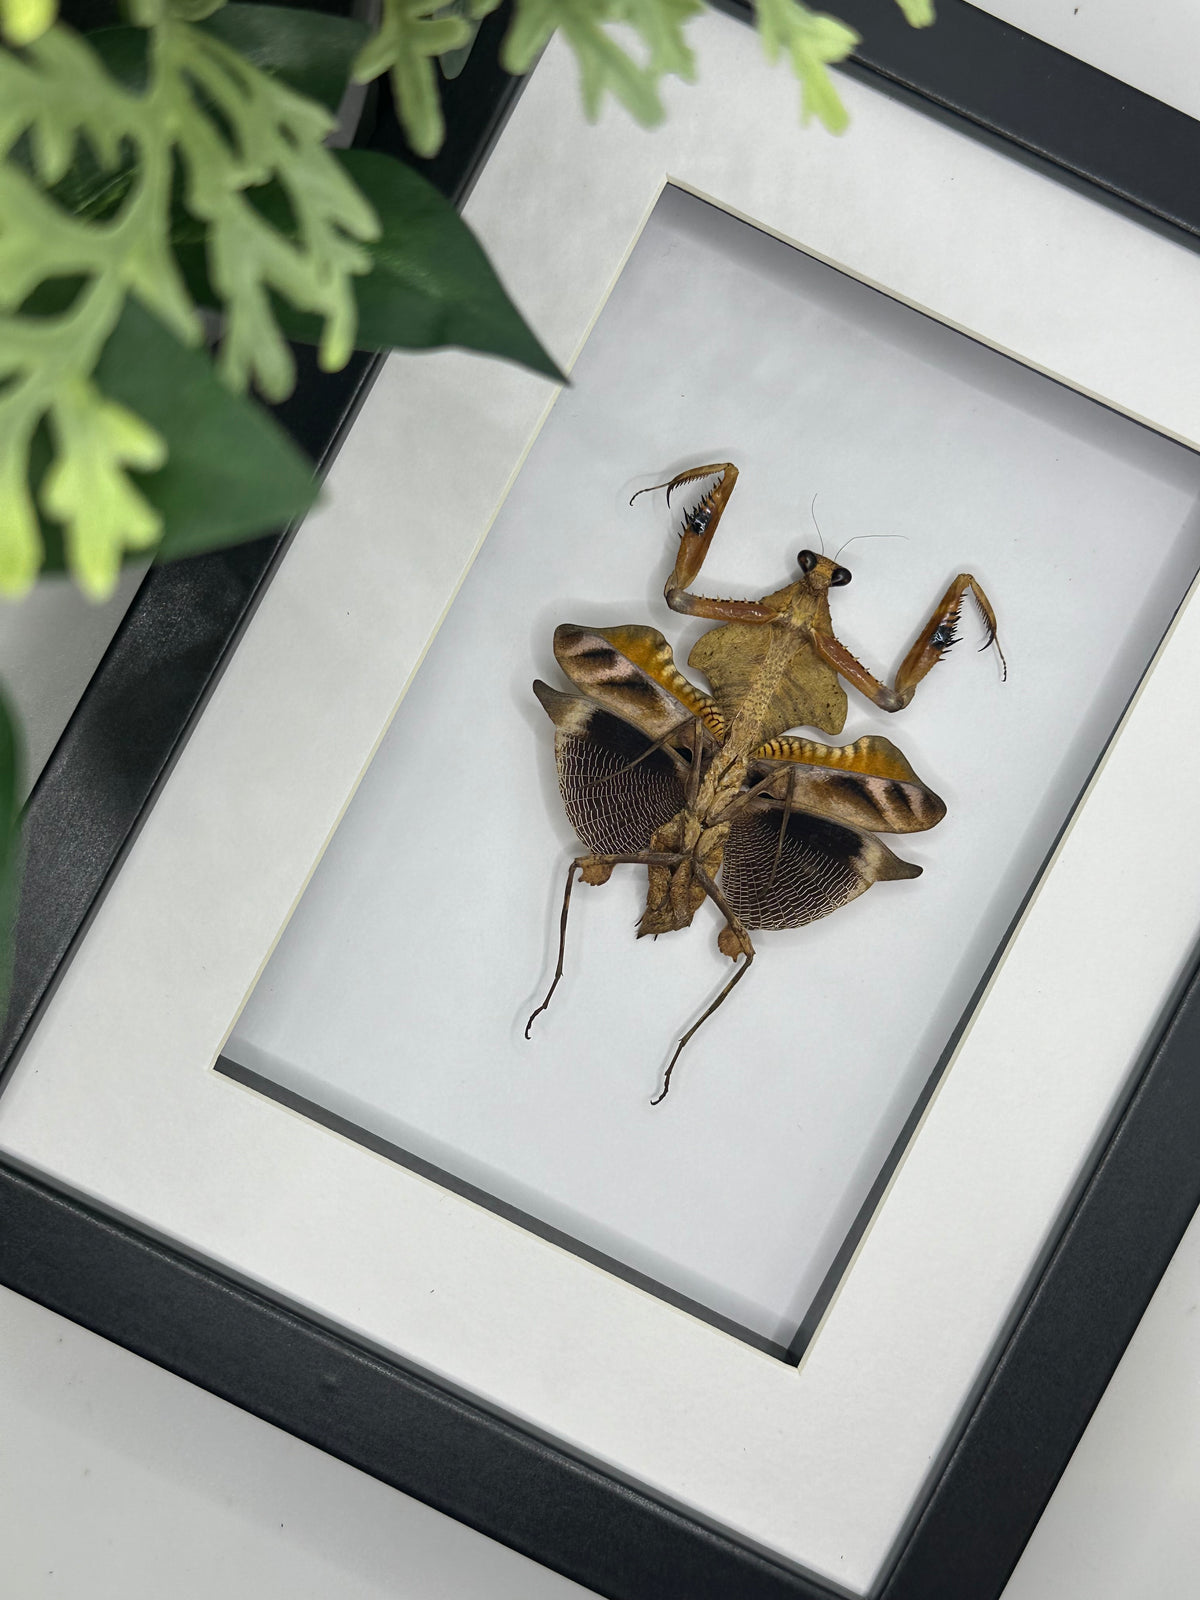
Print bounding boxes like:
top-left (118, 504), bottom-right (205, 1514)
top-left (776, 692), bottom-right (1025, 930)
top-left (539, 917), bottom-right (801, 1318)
top-left (527, 462), bottom-right (1004, 1102)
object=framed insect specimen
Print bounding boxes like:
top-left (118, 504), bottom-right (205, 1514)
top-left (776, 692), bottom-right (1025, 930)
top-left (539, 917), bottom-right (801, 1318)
top-left (529, 460), bottom-right (1003, 1099)
top-left (6, 6), bottom-right (1200, 1600)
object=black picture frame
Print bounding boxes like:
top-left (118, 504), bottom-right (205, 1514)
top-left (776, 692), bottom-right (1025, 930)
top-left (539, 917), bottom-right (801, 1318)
top-left (5, 6), bottom-right (1200, 1598)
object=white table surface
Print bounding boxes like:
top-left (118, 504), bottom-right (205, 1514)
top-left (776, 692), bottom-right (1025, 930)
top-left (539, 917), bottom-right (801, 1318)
top-left (4, 2), bottom-right (1200, 1594)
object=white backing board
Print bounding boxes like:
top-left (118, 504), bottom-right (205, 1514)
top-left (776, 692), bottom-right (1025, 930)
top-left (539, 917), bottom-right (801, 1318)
top-left (225, 186), bottom-right (1200, 1346)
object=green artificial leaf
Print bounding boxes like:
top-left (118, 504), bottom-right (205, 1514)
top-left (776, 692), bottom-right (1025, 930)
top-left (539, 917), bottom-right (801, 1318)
top-left (752, 0), bottom-right (859, 133)
top-left (0, 18), bottom-right (378, 597)
top-left (168, 0), bottom-right (229, 19)
top-left (614, 0), bottom-right (701, 80)
top-left (471, 0), bottom-right (704, 127)
top-left (894, 0), bottom-right (933, 24)
top-left (498, 0), bottom-right (662, 123)
top-left (41, 378), bottom-right (167, 597)
top-left (434, 0), bottom-right (480, 79)
top-left (35, 298), bottom-right (317, 573)
top-left (74, 8), bottom-right (367, 226)
top-left (333, 151), bottom-right (565, 379)
top-left (198, 4), bottom-right (369, 111)
top-left (167, 24), bottom-right (380, 396)
top-left (352, 0), bottom-right (471, 159)
top-left (0, 688), bottom-right (20, 1031)
top-left (180, 151), bottom-right (566, 382)
top-left (0, 0), bottom-right (55, 46)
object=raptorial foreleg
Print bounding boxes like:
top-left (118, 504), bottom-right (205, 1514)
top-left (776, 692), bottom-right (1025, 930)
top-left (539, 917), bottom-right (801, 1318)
top-left (814, 573), bottom-right (1004, 712)
top-left (632, 462), bottom-right (776, 625)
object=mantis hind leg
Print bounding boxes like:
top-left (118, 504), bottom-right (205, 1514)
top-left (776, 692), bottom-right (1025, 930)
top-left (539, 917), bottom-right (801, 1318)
top-left (525, 848), bottom-right (757, 1107)
top-left (651, 862), bottom-right (756, 1105)
top-left (525, 850), bottom-right (686, 1038)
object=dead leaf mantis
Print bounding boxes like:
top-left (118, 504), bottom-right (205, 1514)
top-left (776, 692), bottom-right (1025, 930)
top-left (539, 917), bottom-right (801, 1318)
top-left (527, 462), bottom-right (1004, 1102)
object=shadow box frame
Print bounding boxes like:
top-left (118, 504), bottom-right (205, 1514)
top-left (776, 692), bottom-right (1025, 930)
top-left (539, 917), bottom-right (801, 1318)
top-left (5, 4), bottom-right (1200, 1598)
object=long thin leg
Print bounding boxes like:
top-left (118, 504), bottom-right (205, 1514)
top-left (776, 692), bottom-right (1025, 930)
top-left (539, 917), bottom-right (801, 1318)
top-left (650, 862), bottom-right (756, 1105)
top-left (525, 860), bottom-right (581, 1038)
top-left (708, 764), bottom-right (790, 824)
top-left (814, 573), bottom-right (1005, 712)
top-left (587, 715), bottom-right (696, 787)
top-left (631, 462), bottom-right (776, 625)
top-left (685, 716), bottom-right (704, 810)
top-left (525, 851), bottom-right (687, 1038)
top-left (652, 955), bottom-right (754, 1105)
top-left (766, 769), bottom-right (796, 891)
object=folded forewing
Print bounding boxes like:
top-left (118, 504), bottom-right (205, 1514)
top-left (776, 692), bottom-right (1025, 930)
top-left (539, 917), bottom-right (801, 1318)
top-left (533, 682), bottom-right (687, 856)
top-left (748, 734), bottom-right (946, 834)
top-left (722, 806), bottom-right (921, 931)
top-left (554, 624), bottom-right (725, 744)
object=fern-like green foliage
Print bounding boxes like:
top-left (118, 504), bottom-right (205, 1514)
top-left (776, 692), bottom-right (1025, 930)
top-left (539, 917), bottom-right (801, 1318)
top-left (0, 0), bottom-right (54, 46)
top-left (360, 0), bottom-right (931, 153)
top-left (361, 0), bottom-right (704, 147)
top-left (353, 0), bottom-right (473, 159)
top-left (0, 0), bottom-right (934, 598)
top-left (752, 0), bottom-right (858, 132)
top-left (0, 687), bottom-right (19, 1026)
top-left (483, 0), bottom-right (700, 123)
top-left (0, 19), bottom-right (377, 598)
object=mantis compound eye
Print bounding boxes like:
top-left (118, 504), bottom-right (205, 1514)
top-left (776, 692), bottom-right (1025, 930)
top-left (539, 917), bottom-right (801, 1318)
top-left (797, 549), bottom-right (818, 573)
top-left (830, 566), bottom-right (852, 586)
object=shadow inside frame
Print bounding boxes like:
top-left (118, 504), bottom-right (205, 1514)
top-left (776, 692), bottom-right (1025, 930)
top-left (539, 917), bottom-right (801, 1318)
top-left (3, 937), bottom-right (1199, 1600)
top-left (214, 1054), bottom-right (794, 1361)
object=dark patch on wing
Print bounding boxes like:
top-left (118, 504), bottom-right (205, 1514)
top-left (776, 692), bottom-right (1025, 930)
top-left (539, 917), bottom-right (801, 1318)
top-left (606, 675), bottom-right (664, 711)
top-left (829, 772), bottom-right (873, 809)
top-left (749, 763), bottom-right (945, 835)
top-left (556, 709), bottom-right (685, 857)
top-left (886, 779), bottom-right (914, 820)
top-left (722, 809), bottom-right (867, 931)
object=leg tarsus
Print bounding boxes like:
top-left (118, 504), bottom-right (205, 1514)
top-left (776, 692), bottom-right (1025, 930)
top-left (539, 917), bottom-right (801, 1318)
top-left (526, 851), bottom-right (688, 1037)
top-left (525, 860), bottom-right (582, 1038)
top-left (650, 861), bottom-right (756, 1103)
top-left (651, 951), bottom-right (754, 1105)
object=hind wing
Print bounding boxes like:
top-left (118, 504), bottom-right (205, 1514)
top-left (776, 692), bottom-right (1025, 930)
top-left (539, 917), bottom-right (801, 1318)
top-left (532, 680), bottom-right (688, 857)
top-left (722, 805), bottom-right (921, 931)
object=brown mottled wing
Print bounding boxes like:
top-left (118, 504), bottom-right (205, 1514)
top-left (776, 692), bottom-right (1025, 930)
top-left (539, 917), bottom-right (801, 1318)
top-left (722, 806), bottom-right (921, 931)
top-left (748, 734), bottom-right (946, 834)
top-left (554, 624), bottom-right (725, 742)
top-left (533, 682), bottom-right (686, 856)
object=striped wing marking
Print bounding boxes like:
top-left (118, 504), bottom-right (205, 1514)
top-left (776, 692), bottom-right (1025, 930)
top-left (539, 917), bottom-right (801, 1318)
top-left (553, 624), bottom-right (725, 744)
top-left (533, 682), bottom-right (687, 857)
top-left (748, 734), bottom-right (946, 835)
